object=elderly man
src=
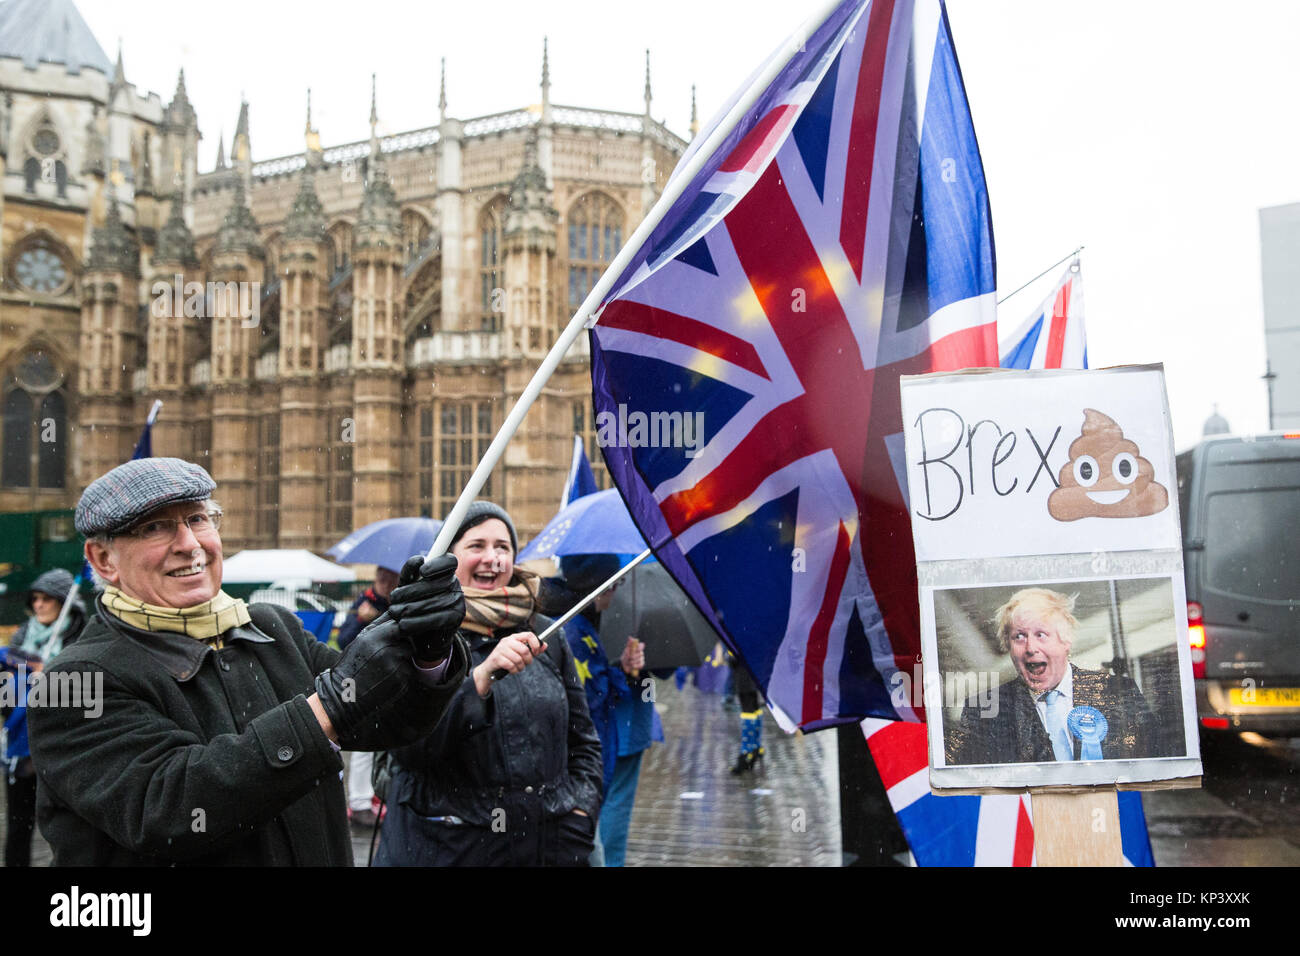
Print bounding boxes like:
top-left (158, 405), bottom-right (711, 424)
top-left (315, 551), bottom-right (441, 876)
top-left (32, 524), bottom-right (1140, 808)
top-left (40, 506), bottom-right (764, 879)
top-left (946, 587), bottom-right (1169, 766)
top-left (28, 458), bottom-right (467, 865)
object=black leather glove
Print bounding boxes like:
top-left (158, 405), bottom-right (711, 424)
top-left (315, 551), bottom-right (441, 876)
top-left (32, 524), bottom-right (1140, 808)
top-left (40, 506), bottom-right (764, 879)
top-left (314, 616), bottom-right (417, 747)
top-left (386, 554), bottom-right (465, 663)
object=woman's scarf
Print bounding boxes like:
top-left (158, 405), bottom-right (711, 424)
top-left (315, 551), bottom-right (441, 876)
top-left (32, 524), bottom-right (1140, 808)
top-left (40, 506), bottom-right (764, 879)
top-left (100, 585), bottom-right (251, 646)
top-left (460, 572), bottom-right (537, 637)
top-left (17, 617), bottom-right (60, 660)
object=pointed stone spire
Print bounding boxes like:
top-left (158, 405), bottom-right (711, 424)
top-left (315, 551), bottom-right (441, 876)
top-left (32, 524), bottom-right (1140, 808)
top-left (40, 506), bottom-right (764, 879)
top-left (357, 77), bottom-right (398, 242)
top-left (215, 127), bottom-right (226, 169)
top-left (438, 59), bottom-right (447, 121)
top-left (156, 195), bottom-right (198, 266)
top-left (304, 88), bottom-right (322, 163)
top-left (369, 73), bottom-right (380, 157)
top-left (286, 121), bottom-right (326, 244)
top-left (111, 41), bottom-right (126, 91)
top-left (507, 124), bottom-right (553, 224)
top-left (233, 99), bottom-right (251, 163)
top-left (644, 49), bottom-right (652, 117)
top-left (541, 37), bottom-right (550, 105)
top-left (285, 170), bottom-right (326, 241)
top-left (215, 179), bottom-right (262, 254)
top-left (87, 193), bottom-right (139, 274)
top-left (168, 68), bottom-right (195, 127)
top-left (690, 84), bottom-right (699, 138)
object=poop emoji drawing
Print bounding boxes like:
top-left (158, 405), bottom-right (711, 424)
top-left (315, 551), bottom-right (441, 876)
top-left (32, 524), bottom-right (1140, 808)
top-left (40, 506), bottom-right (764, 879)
top-left (1047, 409), bottom-right (1169, 521)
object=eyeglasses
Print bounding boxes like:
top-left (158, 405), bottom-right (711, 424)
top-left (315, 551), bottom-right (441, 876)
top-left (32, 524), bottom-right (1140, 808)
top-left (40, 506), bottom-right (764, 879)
top-left (119, 509), bottom-right (223, 542)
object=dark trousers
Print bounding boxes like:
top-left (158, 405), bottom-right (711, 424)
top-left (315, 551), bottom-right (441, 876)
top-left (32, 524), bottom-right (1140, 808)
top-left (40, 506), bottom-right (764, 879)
top-left (5, 770), bottom-right (37, 868)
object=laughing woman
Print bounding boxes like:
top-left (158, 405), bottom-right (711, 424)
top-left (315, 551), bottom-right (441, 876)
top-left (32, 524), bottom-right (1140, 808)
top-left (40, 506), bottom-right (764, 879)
top-left (374, 502), bottom-right (603, 866)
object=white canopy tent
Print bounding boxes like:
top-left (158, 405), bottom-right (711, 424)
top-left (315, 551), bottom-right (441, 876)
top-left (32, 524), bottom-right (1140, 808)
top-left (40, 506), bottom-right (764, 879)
top-left (221, 549), bottom-right (356, 584)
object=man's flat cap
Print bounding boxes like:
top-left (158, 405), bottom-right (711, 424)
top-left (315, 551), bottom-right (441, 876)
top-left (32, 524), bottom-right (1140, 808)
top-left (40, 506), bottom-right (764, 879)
top-left (75, 458), bottom-right (217, 536)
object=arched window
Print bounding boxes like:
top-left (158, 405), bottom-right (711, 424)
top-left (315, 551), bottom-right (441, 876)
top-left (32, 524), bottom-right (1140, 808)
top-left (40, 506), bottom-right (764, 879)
top-left (2, 390), bottom-right (32, 486)
top-left (328, 221), bottom-right (354, 278)
top-left (262, 232), bottom-right (282, 288)
top-left (478, 198), bottom-right (507, 332)
top-left (2, 350), bottom-right (68, 490)
top-left (568, 193), bottom-right (623, 310)
top-left (402, 208), bottom-right (433, 266)
top-left (24, 116), bottom-right (67, 198)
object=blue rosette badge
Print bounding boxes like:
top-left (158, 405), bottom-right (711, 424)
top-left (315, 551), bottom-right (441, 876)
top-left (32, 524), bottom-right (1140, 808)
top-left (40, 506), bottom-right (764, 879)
top-left (1067, 706), bottom-right (1108, 761)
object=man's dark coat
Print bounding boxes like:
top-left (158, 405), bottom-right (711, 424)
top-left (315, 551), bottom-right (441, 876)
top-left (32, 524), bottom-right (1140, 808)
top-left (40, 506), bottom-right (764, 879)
top-left (947, 664), bottom-right (1173, 766)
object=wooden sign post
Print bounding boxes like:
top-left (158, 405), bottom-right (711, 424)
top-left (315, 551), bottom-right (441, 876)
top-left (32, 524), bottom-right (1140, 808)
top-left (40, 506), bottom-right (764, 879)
top-left (1031, 791), bottom-right (1122, 866)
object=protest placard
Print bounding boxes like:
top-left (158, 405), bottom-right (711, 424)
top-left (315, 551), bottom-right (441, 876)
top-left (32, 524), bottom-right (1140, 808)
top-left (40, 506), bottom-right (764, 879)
top-left (898, 364), bottom-right (1202, 793)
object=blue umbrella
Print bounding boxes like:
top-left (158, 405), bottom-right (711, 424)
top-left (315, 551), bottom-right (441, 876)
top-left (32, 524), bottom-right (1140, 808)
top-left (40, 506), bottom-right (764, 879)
top-left (518, 489), bottom-right (648, 561)
top-left (326, 517), bottom-right (443, 573)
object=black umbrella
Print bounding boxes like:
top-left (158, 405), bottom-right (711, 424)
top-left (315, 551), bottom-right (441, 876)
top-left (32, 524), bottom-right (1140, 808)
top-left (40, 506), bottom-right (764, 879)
top-left (599, 562), bottom-right (719, 671)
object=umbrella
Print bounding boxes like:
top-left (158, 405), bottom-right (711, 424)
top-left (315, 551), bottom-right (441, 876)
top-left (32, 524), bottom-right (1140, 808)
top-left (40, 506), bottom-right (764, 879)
top-left (599, 562), bottom-right (719, 671)
top-left (517, 489), bottom-right (648, 561)
top-left (326, 517), bottom-right (443, 573)
top-left (222, 549), bottom-right (355, 584)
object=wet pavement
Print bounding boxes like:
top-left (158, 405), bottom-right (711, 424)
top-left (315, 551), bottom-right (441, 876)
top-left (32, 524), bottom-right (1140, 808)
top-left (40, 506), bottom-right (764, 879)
top-left (1142, 730), bottom-right (1300, 866)
top-left (348, 677), bottom-right (842, 866)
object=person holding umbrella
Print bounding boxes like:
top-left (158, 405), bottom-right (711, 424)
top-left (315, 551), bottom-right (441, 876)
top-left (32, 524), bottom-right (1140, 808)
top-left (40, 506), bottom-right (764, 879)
top-left (2, 569), bottom-right (87, 867)
top-left (374, 502), bottom-right (602, 867)
top-left (545, 554), bottom-right (669, 867)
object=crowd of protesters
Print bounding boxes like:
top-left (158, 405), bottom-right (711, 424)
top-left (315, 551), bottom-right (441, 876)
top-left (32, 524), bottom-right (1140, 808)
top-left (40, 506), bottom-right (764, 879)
top-left (1, 456), bottom-right (713, 867)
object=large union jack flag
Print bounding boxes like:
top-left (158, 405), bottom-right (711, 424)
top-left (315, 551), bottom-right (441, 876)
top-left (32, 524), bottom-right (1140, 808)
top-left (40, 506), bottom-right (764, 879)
top-left (590, 0), bottom-right (997, 730)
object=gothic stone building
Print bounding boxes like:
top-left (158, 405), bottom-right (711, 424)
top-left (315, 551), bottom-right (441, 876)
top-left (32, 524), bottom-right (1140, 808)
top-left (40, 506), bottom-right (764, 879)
top-left (0, 0), bottom-right (690, 550)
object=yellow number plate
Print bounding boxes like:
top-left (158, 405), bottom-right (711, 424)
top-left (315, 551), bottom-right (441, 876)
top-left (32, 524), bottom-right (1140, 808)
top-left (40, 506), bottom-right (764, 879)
top-left (1229, 687), bottom-right (1300, 707)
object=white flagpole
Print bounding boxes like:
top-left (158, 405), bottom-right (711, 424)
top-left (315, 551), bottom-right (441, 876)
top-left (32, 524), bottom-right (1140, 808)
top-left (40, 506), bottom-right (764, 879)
top-left (535, 548), bottom-right (653, 643)
top-left (41, 577), bottom-right (80, 663)
top-left (426, 0), bottom-right (849, 560)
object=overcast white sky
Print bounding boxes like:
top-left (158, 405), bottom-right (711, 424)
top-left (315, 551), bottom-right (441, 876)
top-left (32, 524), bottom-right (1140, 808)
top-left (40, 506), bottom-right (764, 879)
top-left (77, 0), bottom-right (1300, 450)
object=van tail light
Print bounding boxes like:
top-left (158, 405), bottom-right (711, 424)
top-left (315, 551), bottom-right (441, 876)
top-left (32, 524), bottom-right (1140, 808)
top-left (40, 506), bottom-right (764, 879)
top-left (1201, 717), bottom-right (1230, 730)
top-left (1188, 601), bottom-right (1206, 679)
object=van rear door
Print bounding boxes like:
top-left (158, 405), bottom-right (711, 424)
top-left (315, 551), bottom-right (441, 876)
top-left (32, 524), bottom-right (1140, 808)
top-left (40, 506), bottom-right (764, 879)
top-left (1196, 438), bottom-right (1300, 684)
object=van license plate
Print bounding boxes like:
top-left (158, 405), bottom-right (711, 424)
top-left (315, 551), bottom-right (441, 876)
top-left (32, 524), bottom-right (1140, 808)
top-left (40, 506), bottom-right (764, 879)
top-left (1228, 687), bottom-right (1300, 707)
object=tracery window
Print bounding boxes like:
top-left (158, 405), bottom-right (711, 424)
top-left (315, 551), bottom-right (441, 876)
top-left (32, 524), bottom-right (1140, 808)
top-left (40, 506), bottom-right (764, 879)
top-left (567, 193), bottom-right (623, 310)
top-left (478, 198), bottom-right (507, 332)
top-left (1, 351), bottom-right (67, 490)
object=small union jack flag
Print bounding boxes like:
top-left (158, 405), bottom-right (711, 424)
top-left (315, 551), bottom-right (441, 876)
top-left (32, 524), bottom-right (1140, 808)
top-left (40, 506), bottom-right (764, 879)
top-left (999, 261), bottom-right (1088, 370)
top-left (591, 0), bottom-right (997, 730)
